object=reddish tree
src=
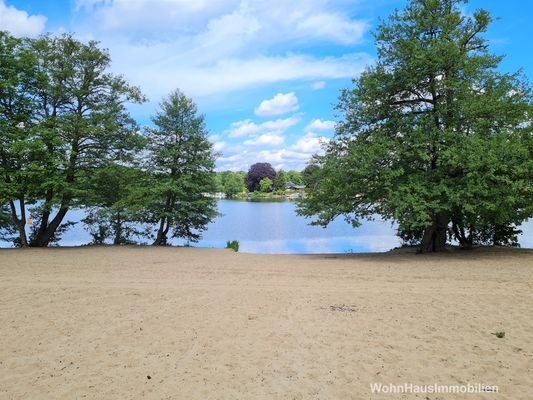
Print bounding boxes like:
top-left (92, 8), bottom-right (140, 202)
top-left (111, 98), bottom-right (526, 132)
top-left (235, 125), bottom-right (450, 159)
top-left (245, 163), bottom-right (277, 192)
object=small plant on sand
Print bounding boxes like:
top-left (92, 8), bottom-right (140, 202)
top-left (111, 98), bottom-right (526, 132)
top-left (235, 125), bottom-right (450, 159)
top-left (492, 331), bottom-right (505, 339)
top-left (226, 240), bottom-right (239, 252)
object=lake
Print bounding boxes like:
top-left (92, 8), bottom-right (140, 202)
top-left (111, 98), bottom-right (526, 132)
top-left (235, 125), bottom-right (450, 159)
top-left (2, 199), bottom-right (532, 253)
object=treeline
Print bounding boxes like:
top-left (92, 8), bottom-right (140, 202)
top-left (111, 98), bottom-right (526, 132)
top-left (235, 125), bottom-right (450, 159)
top-left (215, 163), bottom-right (317, 197)
top-left (0, 32), bottom-right (217, 247)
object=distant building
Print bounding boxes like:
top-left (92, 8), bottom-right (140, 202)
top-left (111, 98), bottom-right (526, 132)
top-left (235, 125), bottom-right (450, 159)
top-left (285, 181), bottom-right (306, 190)
top-left (203, 192), bottom-right (226, 198)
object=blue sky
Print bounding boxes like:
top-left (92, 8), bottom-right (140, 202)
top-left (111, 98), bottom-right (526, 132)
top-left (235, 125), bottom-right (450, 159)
top-left (1, 0), bottom-right (531, 171)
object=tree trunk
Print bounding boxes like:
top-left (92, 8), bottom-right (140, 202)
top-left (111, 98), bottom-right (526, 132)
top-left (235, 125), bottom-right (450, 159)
top-left (153, 217), bottom-right (167, 246)
top-left (419, 213), bottom-right (448, 253)
top-left (30, 206), bottom-right (69, 247)
top-left (451, 218), bottom-right (472, 249)
top-left (9, 199), bottom-right (28, 247)
top-left (34, 189), bottom-right (54, 243)
top-left (113, 212), bottom-right (122, 245)
top-left (153, 194), bottom-right (173, 246)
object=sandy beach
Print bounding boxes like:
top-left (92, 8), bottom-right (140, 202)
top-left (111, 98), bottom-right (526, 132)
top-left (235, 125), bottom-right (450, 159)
top-left (0, 246), bottom-right (532, 399)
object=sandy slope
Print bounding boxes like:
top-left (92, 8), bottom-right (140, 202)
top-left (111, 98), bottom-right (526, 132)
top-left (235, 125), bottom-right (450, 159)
top-left (0, 246), bottom-right (532, 399)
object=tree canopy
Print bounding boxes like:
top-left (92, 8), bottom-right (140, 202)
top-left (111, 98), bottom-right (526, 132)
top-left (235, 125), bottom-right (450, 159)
top-left (142, 90), bottom-right (218, 246)
top-left (81, 164), bottom-right (146, 245)
top-left (259, 177), bottom-right (273, 193)
top-left (297, 0), bottom-right (532, 252)
top-left (0, 31), bottom-right (219, 247)
top-left (215, 171), bottom-right (247, 197)
top-left (0, 32), bottom-right (144, 246)
top-left (245, 162), bottom-right (277, 192)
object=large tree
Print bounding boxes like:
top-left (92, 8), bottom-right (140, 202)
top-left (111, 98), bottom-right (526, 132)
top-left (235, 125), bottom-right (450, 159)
top-left (298, 0), bottom-right (532, 252)
top-left (0, 32), bottom-right (144, 247)
top-left (0, 32), bottom-right (41, 246)
top-left (245, 162), bottom-right (276, 192)
top-left (143, 89), bottom-right (218, 246)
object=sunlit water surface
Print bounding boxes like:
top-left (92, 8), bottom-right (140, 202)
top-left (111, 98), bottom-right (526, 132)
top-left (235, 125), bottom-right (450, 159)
top-left (2, 199), bottom-right (532, 253)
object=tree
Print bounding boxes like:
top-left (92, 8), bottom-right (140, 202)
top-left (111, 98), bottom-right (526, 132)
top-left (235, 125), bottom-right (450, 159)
top-left (245, 162), bottom-right (276, 192)
top-left (297, 0), bottom-right (532, 252)
top-left (0, 32), bottom-right (41, 246)
top-left (302, 163), bottom-right (321, 188)
top-left (81, 164), bottom-right (146, 245)
top-left (0, 32), bottom-right (144, 247)
top-left (220, 171), bottom-right (246, 197)
top-left (274, 170), bottom-right (288, 191)
top-left (143, 89), bottom-right (218, 246)
top-left (286, 170), bottom-right (303, 185)
top-left (259, 177), bottom-right (273, 193)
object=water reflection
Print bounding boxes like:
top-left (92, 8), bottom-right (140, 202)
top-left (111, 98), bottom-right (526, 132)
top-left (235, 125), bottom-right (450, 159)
top-left (172, 200), bottom-right (400, 253)
top-left (2, 199), bottom-right (532, 254)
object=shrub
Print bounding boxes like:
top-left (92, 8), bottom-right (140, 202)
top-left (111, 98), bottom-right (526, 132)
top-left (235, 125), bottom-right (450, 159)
top-left (226, 240), bottom-right (239, 252)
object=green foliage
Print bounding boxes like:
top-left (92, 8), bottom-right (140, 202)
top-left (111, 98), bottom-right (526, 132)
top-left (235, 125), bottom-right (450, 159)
top-left (245, 162), bottom-right (276, 192)
top-left (0, 31), bottom-right (223, 249)
top-left (274, 170), bottom-right (303, 190)
top-left (0, 31), bottom-right (145, 247)
top-left (297, 0), bottom-right (532, 252)
top-left (492, 331), bottom-right (505, 339)
top-left (274, 170), bottom-right (288, 191)
top-left (301, 163), bottom-right (321, 188)
top-left (81, 164), bottom-right (147, 245)
top-left (259, 177), bottom-right (273, 193)
top-left (0, 204), bottom-right (15, 241)
top-left (142, 89), bottom-right (218, 245)
top-left (286, 171), bottom-right (303, 185)
top-left (216, 171), bottom-right (246, 197)
top-left (226, 240), bottom-right (239, 252)
top-left (0, 32), bottom-right (227, 248)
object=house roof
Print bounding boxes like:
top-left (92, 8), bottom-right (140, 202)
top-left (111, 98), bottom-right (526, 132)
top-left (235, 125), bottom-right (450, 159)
top-left (285, 181), bottom-right (305, 190)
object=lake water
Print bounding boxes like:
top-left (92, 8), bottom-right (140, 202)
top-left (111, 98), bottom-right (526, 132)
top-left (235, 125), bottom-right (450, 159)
top-left (3, 199), bottom-right (532, 253)
top-left (178, 199), bottom-right (402, 253)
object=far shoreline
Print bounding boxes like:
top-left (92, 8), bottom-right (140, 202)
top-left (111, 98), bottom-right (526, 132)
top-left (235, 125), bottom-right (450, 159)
top-left (1, 243), bottom-right (532, 258)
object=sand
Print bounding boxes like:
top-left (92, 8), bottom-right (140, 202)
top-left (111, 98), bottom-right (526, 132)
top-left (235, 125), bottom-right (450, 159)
top-left (0, 246), bottom-right (532, 399)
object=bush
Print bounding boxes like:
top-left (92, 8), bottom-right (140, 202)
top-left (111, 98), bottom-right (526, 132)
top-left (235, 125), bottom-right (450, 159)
top-left (226, 240), bottom-right (239, 252)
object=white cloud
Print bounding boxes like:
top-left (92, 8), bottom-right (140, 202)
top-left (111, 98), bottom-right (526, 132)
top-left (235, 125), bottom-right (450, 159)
top-left (227, 116), bottom-right (299, 138)
top-left (0, 0), bottom-right (47, 37)
top-left (103, 50), bottom-right (370, 103)
top-left (75, 0), bottom-right (368, 46)
top-left (216, 130), bottom-right (328, 171)
top-left (218, 117), bottom-right (332, 171)
top-left (227, 119), bottom-right (260, 138)
top-left (296, 12), bottom-right (367, 44)
top-left (244, 133), bottom-right (285, 146)
top-left (311, 81), bottom-right (326, 90)
top-left (255, 92), bottom-right (299, 117)
top-left (290, 132), bottom-right (329, 154)
top-left (261, 116), bottom-right (301, 132)
top-left (69, 0), bottom-right (372, 101)
top-left (216, 146), bottom-right (318, 171)
top-left (305, 119), bottom-right (336, 132)
top-left (75, 0), bottom-right (239, 36)
top-left (213, 141), bottom-right (226, 152)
